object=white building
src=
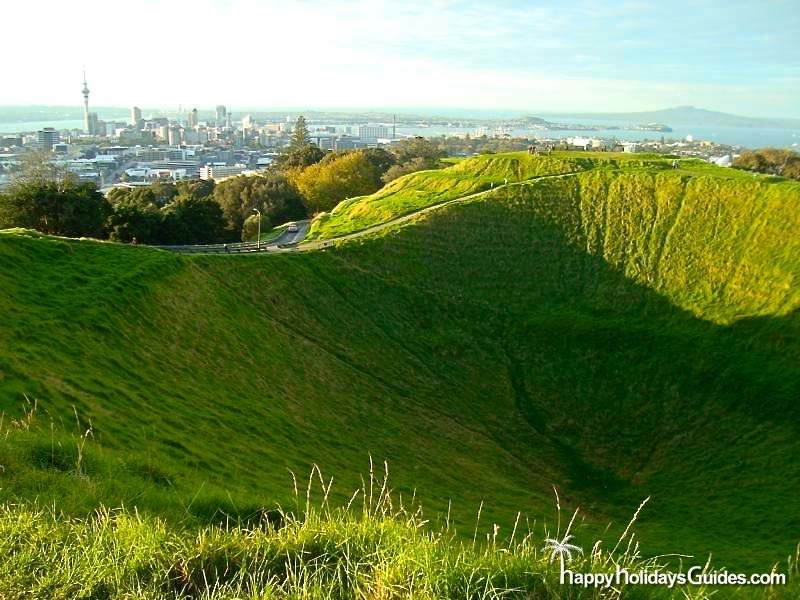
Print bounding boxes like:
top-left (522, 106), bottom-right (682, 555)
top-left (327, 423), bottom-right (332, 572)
top-left (358, 125), bottom-right (389, 144)
top-left (711, 155), bottom-right (732, 167)
top-left (199, 164), bottom-right (248, 181)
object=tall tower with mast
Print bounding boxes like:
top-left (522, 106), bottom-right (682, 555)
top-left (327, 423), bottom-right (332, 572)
top-left (81, 70), bottom-right (90, 133)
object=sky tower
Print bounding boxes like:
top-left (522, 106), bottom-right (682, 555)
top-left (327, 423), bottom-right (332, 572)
top-left (81, 70), bottom-right (90, 133)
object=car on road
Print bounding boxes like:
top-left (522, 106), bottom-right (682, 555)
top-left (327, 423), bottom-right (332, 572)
top-left (287, 224), bottom-right (299, 233)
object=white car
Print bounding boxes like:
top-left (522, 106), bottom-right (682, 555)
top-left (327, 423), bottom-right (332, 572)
top-left (287, 224), bottom-right (299, 233)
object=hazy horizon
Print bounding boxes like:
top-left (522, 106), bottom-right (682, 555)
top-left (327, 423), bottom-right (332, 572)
top-left (3, 1), bottom-right (798, 119)
top-left (1, 104), bottom-right (799, 124)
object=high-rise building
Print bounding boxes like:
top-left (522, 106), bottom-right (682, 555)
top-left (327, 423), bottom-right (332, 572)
top-left (187, 108), bottom-right (198, 128)
top-left (215, 105), bottom-right (227, 126)
top-left (37, 127), bottom-right (60, 150)
top-left (86, 112), bottom-right (100, 136)
top-left (81, 71), bottom-right (91, 133)
top-left (156, 124), bottom-right (170, 142)
top-left (168, 126), bottom-right (182, 146)
top-left (131, 106), bottom-right (143, 129)
top-left (357, 125), bottom-right (389, 144)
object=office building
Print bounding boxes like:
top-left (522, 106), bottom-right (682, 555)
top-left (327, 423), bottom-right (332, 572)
top-left (358, 125), bottom-right (389, 144)
top-left (37, 127), bottom-right (60, 150)
top-left (131, 106), bottom-right (143, 129)
top-left (215, 105), bottom-right (227, 125)
top-left (199, 164), bottom-right (247, 181)
top-left (168, 126), bottom-right (182, 146)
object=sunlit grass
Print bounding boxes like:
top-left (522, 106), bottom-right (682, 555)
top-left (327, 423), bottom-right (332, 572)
top-left (1, 150), bottom-right (799, 576)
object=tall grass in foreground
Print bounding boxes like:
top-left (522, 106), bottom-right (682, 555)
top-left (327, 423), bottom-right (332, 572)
top-left (1, 459), bottom-right (796, 599)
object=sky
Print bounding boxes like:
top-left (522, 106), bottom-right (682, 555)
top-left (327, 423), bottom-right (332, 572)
top-left (2, 0), bottom-right (799, 118)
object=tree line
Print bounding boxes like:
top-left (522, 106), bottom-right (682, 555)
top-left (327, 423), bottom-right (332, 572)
top-left (0, 118), bottom-right (445, 244)
top-left (733, 148), bottom-right (800, 180)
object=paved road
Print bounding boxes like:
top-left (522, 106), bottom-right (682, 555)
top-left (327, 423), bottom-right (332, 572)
top-left (152, 220), bottom-right (310, 254)
top-left (275, 221), bottom-right (310, 245)
top-left (153, 171), bottom-right (579, 255)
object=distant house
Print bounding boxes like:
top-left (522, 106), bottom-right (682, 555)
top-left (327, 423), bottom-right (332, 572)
top-left (567, 136), bottom-right (606, 151)
top-left (568, 136), bottom-right (592, 150)
top-left (711, 155), bottom-right (732, 167)
top-left (622, 142), bottom-right (639, 153)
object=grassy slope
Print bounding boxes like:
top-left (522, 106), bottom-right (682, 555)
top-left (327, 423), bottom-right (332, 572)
top-left (307, 154), bottom-right (594, 239)
top-left (306, 151), bottom-right (765, 240)
top-left (1, 154), bottom-right (799, 576)
top-left (337, 168), bottom-right (800, 566)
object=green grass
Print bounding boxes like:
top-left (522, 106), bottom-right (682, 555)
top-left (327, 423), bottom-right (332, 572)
top-left (306, 152), bottom-right (758, 240)
top-left (1, 152), bottom-right (799, 595)
top-left (1, 471), bottom-right (797, 599)
top-left (257, 224), bottom-right (289, 242)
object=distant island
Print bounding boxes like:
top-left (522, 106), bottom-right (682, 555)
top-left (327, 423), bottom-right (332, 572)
top-left (517, 116), bottom-right (672, 133)
top-left (544, 106), bottom-right (800, 130)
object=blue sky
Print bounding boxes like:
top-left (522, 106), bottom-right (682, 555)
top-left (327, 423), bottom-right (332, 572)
top-left (3, 0), bottom-right (799, 117)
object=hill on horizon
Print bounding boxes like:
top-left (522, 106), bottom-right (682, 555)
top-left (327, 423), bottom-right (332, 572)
top-left (544, 105), bottom-right (800, 129)
top-left (1, 153), bottom-right (799, 585)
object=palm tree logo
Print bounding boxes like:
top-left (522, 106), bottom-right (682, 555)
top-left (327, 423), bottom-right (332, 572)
top-left (544, 533), bottom-right (583, 575)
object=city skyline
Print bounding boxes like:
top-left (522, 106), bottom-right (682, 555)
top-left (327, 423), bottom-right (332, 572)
top-left (1, 1), bottom-right (798, 119)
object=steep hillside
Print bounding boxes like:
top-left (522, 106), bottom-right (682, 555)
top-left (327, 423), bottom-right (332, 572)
top-left (306, 152), bottom-right (755, 241)
top-left (1, 154), bottom-right (799, 575)
top-left (307, 153), bottom-right (595, 239)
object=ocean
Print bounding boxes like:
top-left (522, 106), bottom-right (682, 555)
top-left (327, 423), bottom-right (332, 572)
top-left (2, 118), bottom-right (798, 150)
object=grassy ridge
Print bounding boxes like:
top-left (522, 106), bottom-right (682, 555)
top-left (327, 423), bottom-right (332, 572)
top-left (307, 153), bottom-right (595, 239)
top-left (306, 151), bottom-right (770, 241)
top-left (1, 153), bottom-right (799, 580)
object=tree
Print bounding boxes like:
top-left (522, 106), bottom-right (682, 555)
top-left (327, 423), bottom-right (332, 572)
top-left (279, 143), bottom-right (326, 170)
top-left (783, 157), bottom-right (800, 180)
top-left (176, 178), bottom-right (215, 200)
top-left (275, 115), bottom-right (327, 170)
top-left (0, 150), bottom-right (111, 238)
top-left (108, 182), bottom-right (179, 209)
top-left (291, 115), bottom-right (310, 149)
top-left (241, 213), bottom-right (263, 241)
top-left (106, 195), bottom-right (161, 243)
top-left (361, 147), bottom-right (396, 185)
top-left (733, 150), bottom-right (769, 173)
top-left (290, 150), bottom-right (380, 214)
top-left (391, 137), bottom-right (445, 164)
top-left (160, 194), bottom-right (226, 244)
top-left (382, 157), bottom-right (436, 183)
top-left (733, 148), bottom-right (800, 180)
top-left (213, 173), bottom-right (306, 237)
top-left (150, 181), bottom-right (179, 206)
top-left (0, 176), bottom-right (111, 238)
top-left (11, 150), bottom-right (69, 187)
